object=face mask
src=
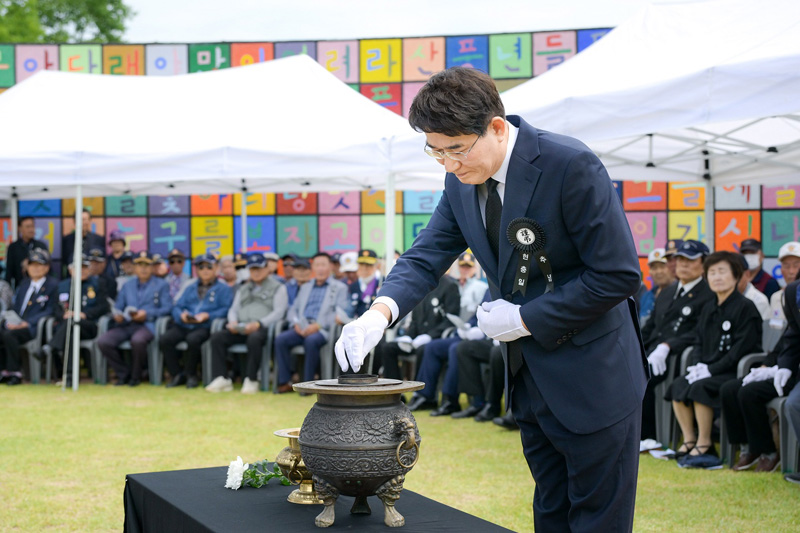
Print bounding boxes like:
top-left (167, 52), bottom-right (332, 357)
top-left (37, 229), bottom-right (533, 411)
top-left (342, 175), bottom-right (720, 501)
top-left (236, 268), bottom-right (250, 282)
top-left (743, 253), bottom-right (761, 271)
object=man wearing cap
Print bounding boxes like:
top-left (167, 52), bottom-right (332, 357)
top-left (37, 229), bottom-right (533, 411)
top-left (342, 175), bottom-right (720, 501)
top-left (161, 254), bottom-right (233, 389)
top-left (737, 254), bottom-right (771, 320)
top-left (5, 216), bottom-right (46, 290)
top-left (275, 253), bottom-right (349, 393)
top-left (741, 238), bottom-right (780, 300)
top-left (105, 230), bottom-right (127, 279)
top-left (639, 248), bottom-right (676, 324)
top-left (61, 209), bottom-right (105, 278)
top-left (282, 254), bottom-right (302, 304)
top-left (0, 248), bottom-right (59, 385)
top-left (88, 247), bottom-right (117, 300)
top-left (218, 256), bottom-right (239, 288)
top-left (455, 252), bottom-right (488, 321)
top-left (165, 249), bottom-right (191, 301)
top-left (264, 252), bottom-right (285, 283)
top-left (47, 253), bottom-right (109, 382)
top-left (287, 258), bottom-right (312, 306)
top-left (331, 253), bottom-right (345, 282)
top-left (116, 251), bottom-right (135, 293)
top-left (639, 240), bottom-right (714, 443)
top-left (663, 239), bottom-right (684, 279)
top-left (98, 252), bottom-right (172, 386)
top-left (339, 251), bottom-right (359, 286)
top-left (347, 249), bottom-right (382, 319)
top-left (335, 68), bottom-right (647, 531)
top-left (770, 242), bottom-right (800, 324)
top-left (207, 253), bottom-right (288, 393)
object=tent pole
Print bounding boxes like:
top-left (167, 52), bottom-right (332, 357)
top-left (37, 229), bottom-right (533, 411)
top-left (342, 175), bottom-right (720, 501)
top-left (10, 188), bottom-right (18, 242)
top-left (240, 188), bottom-right (248, 253)
top-left (702, 151), bottom-right (714, 251)
top-left (384, 174), bottom-right (396, 275)
top-left (71, 186), bottom-right (83, 391)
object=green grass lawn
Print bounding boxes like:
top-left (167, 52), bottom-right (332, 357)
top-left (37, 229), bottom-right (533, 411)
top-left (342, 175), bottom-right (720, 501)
top-left (1, 384), bottom-right (799, 532)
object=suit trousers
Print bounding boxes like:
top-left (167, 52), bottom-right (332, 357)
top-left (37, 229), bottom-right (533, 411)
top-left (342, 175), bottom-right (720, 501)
top-left (275, 329), bottom-right (327, 385)
top-left (0, 327), bottom-right (34, 373)
top-left (415, 336), bottom-right (460, 402)
top-left (97, 324), bottom-right (154, 382)
top-left (721, 377), bottom-right (796, 455)
top-left (48, 320), bottom-right (98, 376)
top-left (787, 383), bottom-right (800, 443)
top-left (512, 360), bottom-right (640, 533)
top-left (457, 340), bottom-right (506, 408)
top-left (209, 327), bottom-right (269, 381)
top-left (160, 326), bottom-right (211, 379)
top-left (374, 339), bottom-right (424, 380)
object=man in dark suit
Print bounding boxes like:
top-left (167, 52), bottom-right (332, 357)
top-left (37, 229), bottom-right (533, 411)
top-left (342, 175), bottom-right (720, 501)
top-left (4, 216), bottom-right (46, 290)
top-left (335, 68), bottom-right (647, 532)
top-left (62, 209), bottom-right (104, 278)
top-left (0, 248), bottom-right (59, 385)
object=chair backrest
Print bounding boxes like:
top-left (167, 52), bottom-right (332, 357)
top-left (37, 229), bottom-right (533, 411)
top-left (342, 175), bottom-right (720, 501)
top-left (762, 319), bottom-right (787, 353)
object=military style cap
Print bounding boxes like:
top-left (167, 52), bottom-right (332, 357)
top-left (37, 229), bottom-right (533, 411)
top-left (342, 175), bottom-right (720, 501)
top-left (108, 230), bottom-right (126, 245)
top-left (233, 253), bottom-right (248, 267)
top-left (167, 248), bottom-right (186, 260)
top-left (88, 248), bottom-right (106, 262)
top-left (663, 239), bottom-right (684, 257)
top-left (675, 240), bottom-right (709, 260)
top-left (331, 253), bottom-right (342, 263)
top-left (120, 250), bottom-right (134, 261)
top-left (151, 253), bottom-right (165, 264)
top-left (339, 251), bottom-right (358, 273)
top-left (246, 253), bottom-right (267, 268)
top-left (193, 253), bottom-right (218, 266)
top-left (133, 251), bottom-right (154, 265)
top-left (282, 253), bottom-right (299, 266)
top-left (778, 241), bottom-right (800, 261)
top-left (263, 252), bottom-right (280, 262)
top-left (647, 248), bottom-right (667, 265)
top-left (357, 249), bottom-right (378, 265)
top-left (458, 252), bottom-right (476, 266)
top-left (740, 238), bottom-right (762, 253)
top-left (69, 253), bottom-right (92, 267)
top-left (29, 247), bottom-right (51, 265)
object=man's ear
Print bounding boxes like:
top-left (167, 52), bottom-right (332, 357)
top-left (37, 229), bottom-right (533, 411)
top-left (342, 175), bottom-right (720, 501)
top-left (489, 116), bottom-right (507, 140)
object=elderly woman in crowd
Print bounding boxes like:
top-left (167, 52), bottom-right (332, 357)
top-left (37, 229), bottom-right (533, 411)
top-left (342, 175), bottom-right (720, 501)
top-left (666, 251), bottom-right (762, 469)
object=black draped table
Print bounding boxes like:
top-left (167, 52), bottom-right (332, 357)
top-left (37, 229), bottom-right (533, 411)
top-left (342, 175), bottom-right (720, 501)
top-left (124, 466), bottom-right (513, 532)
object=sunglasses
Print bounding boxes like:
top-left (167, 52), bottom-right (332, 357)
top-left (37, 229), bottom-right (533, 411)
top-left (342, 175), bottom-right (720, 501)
top-left (169, 259), bottom-right (184, 264)
top-left (196, 264), bottom-right (214, 270)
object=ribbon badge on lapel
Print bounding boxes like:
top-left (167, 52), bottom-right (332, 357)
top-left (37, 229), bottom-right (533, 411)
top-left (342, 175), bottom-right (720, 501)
top-left (506, 217), bottom-right (553, 296)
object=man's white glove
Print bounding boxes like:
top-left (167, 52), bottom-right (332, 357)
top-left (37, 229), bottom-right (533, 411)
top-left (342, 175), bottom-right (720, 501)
top-left (686, 362), bottom-right (711, 384)
top-left (411, 334), bottom-right (432, 349)
top-left (457, 326), bottom-right (485, 341)
top-left (476, 300), bottom-right (530, 343)
top-left (774, 368), bottom-right (792, 396)
top-left (393, 335), bottom-right (414, 353)
top-left (742, 365), bottom-right (778, 386)
top-left (647, 343), bottom-right (670, 376)
top-left (335, 309), bottom-right (389, 373)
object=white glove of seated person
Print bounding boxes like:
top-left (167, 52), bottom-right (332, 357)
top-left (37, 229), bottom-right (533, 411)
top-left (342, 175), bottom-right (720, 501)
top-left (686, 362), bottom-right (711, 384)
top-left (458, 326), bottom-right (485, 341)
top-left (647, 343), bottom-right (670, 376)
top-left (742, 365), bottom-right (778, 386)
top-left (774, 368), bottom-right (793, 396)
top-left (335, 309), bottom-right (389, 373)
top-left (393, 335), bottom-right (414, 353)
top-left (411, 334), bottom-right (432, 349)
top-left (476, 300), bottom-right (530, 343)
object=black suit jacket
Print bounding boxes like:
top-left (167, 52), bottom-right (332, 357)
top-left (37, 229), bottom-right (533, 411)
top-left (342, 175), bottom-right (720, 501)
top-left (778, 281), bottom-right (800, 381)
top-left (61, 231), bottom-right (105, 275)
top-left (4, 238), bottom-right (47, 289)
top-left (11, 276), bottom-right (59, 336)
top-left (640, 279), bottom-right (715, 355)
top-left (378, 116), bottom-right (647, 434)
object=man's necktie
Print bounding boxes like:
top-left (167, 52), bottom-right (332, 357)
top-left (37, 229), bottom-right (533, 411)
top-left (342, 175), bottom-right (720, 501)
top-left (485, 178), bottom-right (502, 258)
top-left (674, 287), bottom-right (685, 300)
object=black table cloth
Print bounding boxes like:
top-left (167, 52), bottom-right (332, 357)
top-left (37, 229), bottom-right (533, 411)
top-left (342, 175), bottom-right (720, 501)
top-left (124, 466), bottom-right (514, 532)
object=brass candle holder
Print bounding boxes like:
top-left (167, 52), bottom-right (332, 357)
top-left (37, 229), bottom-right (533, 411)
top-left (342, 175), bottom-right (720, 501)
top-left (274, 428), bottom-right (323, 505)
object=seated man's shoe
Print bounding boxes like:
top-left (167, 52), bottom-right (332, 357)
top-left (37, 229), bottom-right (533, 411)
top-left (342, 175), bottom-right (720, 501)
top-left (430, 400), bottom-right (460, 417)
top-left (128, 379), bottom-right (141, 387)
top-left (205, 376), bottom-right (233, 393)
top-left (754, 454), bottom-right (780, 473)
top-left (732, 452), bottom-right (760, 471)
top-left (474, 404), bottom-right (500, 422)
top-left (451, 405), bottom-right (483, 419)
top-left (407, 394), bottom-right (437, 412)
top-left (0, 374), bottom-right (9, 384)
top-left (6, 375), bottom-right (22, 386)
top-left (784, 472), bottom-right (800, 485)
top-left (167, 374), bottom-right (187, 388)
top-left (492, 413), bottom-right (519, 430)
top-left (186, 375), bottom-right (199, 389)
top-left (114, 376), bottom-right (129, 386)
top-left (277, 383), bottom-right (294, 394)
top-left (241, 377), bottom-right (260, 394)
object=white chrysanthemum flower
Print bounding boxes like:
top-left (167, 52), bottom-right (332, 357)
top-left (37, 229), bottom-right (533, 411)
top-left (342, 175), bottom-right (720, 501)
top-left (224, 456), bottom-right (249, 490)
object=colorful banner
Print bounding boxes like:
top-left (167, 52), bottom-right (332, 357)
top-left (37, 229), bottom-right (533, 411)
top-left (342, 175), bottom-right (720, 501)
top-left (360, 83), bottom-right (402, 115)
top-left (275, 42), bottom-right (316, 59)
top-left (489, 34), bottom-right (532, 79)
top-left (276, 192), bottom-right (317, 215)
top-left (402, 82), bottom-right (425, 117)
top-left (402, 37), bottom-right (445, 81)
top-left (231, 43), bottom-right (274, 66)
top-left (191, 194), bottom-right (233, 215)
top-left (360, 215), bottom-right (404, 257)
top-left (445, 36), bottom-right (489, 71)
top-left (577, 29), bottom-right (612, 52)
top-left (715, 185), bottom-right (761, 210)
top-left (234, 216), bottom-right (276, 253)
top-left (318, 191), bottom-right (360, 215)
top-left (0, 45), bottom-right (15, 87)
top-left (404, 214), bottom-right (433, 250)
top-left (103, 45), bottom-right (145, 75)
top-left (188, 44), bottom-right (230, 73)
top-left (317, 41), bottom-right (358, 83)
top-left (276, 215), bottom-right (318, 257)
top-left (762, 210), bottom-right (800, 256)
top-left (145, 45), bottom-right (189, 76)
top-left (361, 190), bottom-right (403, 214)
top-left (14, 45), bottom-right (59, 84)
top-left (762, 185), bottom-right (800, 209)
top-left (715, 211), bottom-right (761, 252)
top-left (319, 215), bottom-right (360, 254)
top-left (233, 193), bottom-right (276, 215)
top-left (34, 218), bottom-right (62, 258)
top-left (105, 217), bottom-right (146, 253)
top-left (403, 191), bottom-right (442, 213)
top-left (668, 212), bottom-right (706, 242)
top-left (191, 216), bottom-right (234, 257)
top-left (106, 196), bottom-right (147, 217)
top-left (623, 182), bottom-right (668, 211)
top-left (59, 45), bottom-right (102, 74)
top-left (149, 217), bottom-right (190, 256)
top-left (626, 212), bottom-right (667, 256)
top-left (533, 32), bottom-right (576, 76)
top-left (148, 195), bottom-right (190, 216)
top-left (19, 199), bottom-right (61, 217)
top-left (667, 183), bottom-right (706, 211)
top-left (360, 39), bottom-right (402, 83)
top-left (63, 197), bottom-right (104, 217)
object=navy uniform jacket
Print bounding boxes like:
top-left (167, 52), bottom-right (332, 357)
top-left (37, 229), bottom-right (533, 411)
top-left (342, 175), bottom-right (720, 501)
top-left (61, 232), bottom-right (105, 275)
top-left (11, 276), bottom-right (60, 336)
top-left (171, 279), bottom-right (233, 330)
top-left (348, 275), bottom-right (382, 318)
top-left (777, 280), bottom-right (800, 390)
top-left (640, 279), bottom-right (715, 354)
top-left (116, 276), bottom-right (173, 334)
top-left (377, 115), bottom-right (648, 435)
top-left (56, 275), bottom-right (110, 323)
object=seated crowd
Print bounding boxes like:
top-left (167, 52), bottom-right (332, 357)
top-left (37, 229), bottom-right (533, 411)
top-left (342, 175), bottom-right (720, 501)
top-left (3, 223), bottom-right (800, 483)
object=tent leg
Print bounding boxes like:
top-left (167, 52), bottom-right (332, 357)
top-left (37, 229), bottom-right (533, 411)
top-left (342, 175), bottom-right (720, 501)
top-left (240, 190), bottom-right (248, 253)
top-left (384, 175), bottom-right (396, 275)
top-left (71, 186), bottom-right (83, 391)
top-left (704, 180), bottom-right (714, 251)
top-left (10, 188), bottom-right (18, 242)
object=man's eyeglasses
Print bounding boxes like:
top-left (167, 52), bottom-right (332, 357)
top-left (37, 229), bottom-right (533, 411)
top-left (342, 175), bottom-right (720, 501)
top-left (197, 264), bottom-right (213, 270)
top-left (424, 135), bottom-right (481, 162)
top-left (169, 259), bottom-right (184, 264)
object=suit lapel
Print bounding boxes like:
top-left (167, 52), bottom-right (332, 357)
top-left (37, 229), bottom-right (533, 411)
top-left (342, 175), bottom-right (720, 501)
top-left (498, 118), bottom-right (543, 288)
